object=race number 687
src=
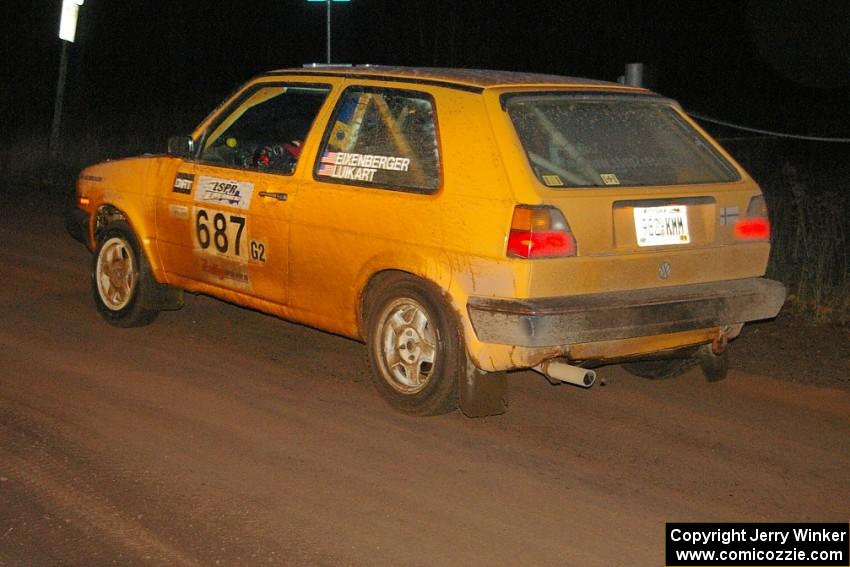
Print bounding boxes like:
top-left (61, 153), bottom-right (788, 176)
top-left (195, 209), bottom-right (245, 257)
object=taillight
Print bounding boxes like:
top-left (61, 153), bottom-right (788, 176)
top-left (507, 205), bottom-right (577, 258)
top-left (734, 195), bottom-right (770, 241)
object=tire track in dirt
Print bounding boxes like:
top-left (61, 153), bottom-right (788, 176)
top-left (0, 453), bottom-right (201, 567)
top-left (0, 400), bottom-right (201, 567)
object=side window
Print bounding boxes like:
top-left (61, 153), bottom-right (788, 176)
top-left (314, 87), bottom-right (440, 192)
top-left (199, 84), bottom-right (331, 174)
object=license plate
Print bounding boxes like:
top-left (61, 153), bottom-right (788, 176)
top-left (634, 205), bottom-right (690, 247)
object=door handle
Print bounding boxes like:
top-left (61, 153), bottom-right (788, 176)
top-left (259, 191), bottom-right (288, 201)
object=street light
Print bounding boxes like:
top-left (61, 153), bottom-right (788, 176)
top-left (50, 0), bottom-right (84, 161)
top-left (307, 0), bottom-right (350, 64)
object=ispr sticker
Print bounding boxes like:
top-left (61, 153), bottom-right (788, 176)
top-left (194, 176), bottom-right (254, 209)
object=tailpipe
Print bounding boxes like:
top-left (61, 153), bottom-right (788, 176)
top-left (534, 359), bottom-right (596, 388)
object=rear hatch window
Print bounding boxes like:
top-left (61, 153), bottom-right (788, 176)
top-left (504, 94), bottom-right (739, 188)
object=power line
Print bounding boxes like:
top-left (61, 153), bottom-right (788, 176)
top-left (686, 111), bottom-right (850, 143)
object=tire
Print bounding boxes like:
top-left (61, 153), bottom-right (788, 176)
top-left (91, 222), bottom-right (159, 328)
top-left (622, 356), bottom-right (698, 380)
top-left (365, 274), bottom-right (461, 416)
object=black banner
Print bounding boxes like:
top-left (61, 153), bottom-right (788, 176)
top-left (666, 523), bottom-right (849, 566)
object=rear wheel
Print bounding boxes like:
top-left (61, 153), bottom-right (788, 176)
top-left (92, 222), bottom-right (159, 328)
top-left (366, 275), bottom-right (459, 416)
top-left (623, 343), bottom-right (730, 382)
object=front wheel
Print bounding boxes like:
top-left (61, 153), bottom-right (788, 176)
top-left (91, 222), bottom-right (159, 328)
top-left (365, 275), bottom-right (462, 416)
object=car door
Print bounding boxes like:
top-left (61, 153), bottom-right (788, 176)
top-left (156, 81), bottom-right (332, 306)
top-left (288, 84), bottom-right (444, 334)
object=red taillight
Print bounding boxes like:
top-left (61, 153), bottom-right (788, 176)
top-left (734, 195), bottom-right (771, 241)
top-left (507, 205), bottom-right (577, 258)
top-left (735, 218), bottom-right (770, 240)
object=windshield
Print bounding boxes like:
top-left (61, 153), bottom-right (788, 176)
top-left (505, 94), bottom-right (739, 188)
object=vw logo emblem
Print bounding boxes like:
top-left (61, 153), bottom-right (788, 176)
top-left (658, 261), bottom-right (672, 280)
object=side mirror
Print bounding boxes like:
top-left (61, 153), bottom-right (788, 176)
top-left (167, 135), bottom-right (195, 158)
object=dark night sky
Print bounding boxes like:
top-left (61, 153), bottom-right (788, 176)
top-left (5, 0), bottom-right (850, 144)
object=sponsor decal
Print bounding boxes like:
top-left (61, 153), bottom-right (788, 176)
top-left (80, 174), bottom-right (104, 182)
top-left (169, 204), bottom-right (189, 219)
top-left (600, 173), bottom-right (621, 185)
top-left (198, 257), bottom-right (251, 288)
top-left (316, 151), bottom-right (411, 183)
top-left (172, 172), bottom-right (195, 194)
top-left (194, 176), bottom-right (254, 209)
top-left (720, 206), bottom-right (740, 226)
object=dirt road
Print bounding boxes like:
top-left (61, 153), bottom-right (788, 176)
top-left (1, 197), bottom-right (848, 566)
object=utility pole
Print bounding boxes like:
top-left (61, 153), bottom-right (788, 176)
top-left (326, 0), bottom-right (331, 63)
top-left (50, 42), bottom-right (70, 161)
top-left (307, 0), bottom-right (350, 64)
top-left (50, 0), bottom-right (85, 162)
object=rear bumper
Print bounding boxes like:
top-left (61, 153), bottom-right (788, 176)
top-left (466, 277), bottom-right (786, 348)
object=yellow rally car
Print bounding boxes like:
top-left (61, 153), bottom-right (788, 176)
top-left (68, 66), bottom-right (785, 417)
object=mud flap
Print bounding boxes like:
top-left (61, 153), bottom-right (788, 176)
top-left (697, 344), bottom-right (729, 382)
top-left (459, 358), bottom-right (508, 418)
top-left (143, 279), bottom-right (185, 311)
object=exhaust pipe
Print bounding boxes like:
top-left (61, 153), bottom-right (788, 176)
top-left (534, 359), bottom-right (596, 388)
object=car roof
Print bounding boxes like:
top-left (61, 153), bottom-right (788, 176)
top-left (266, 65), bottom-right (646, 94)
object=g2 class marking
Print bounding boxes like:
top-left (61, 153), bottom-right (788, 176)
top-left (250, 240), bottom-right (267, 263)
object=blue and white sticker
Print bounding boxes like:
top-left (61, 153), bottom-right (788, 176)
top-left (194, 176), bottom-right (254, 210)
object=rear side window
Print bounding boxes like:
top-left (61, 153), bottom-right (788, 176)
top-left (506, 94), bottom-right (739, 188)
top-left (314, 87), bottom-right (440, 192)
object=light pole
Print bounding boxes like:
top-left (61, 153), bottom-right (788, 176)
top-left (50, 0), bottom-right (84, 161)
top-left (307, 0), bottom-right (350, 64)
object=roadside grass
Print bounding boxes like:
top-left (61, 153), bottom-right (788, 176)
top-left (727, 139), bottom-right (850, 324)
top-left (4, 125), bottom-right (847, 324)
top-left (769, 165), bottom-right (849, 322)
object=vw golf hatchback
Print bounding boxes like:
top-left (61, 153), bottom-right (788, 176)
top-left (69, 66), bottom-right (786, 417)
